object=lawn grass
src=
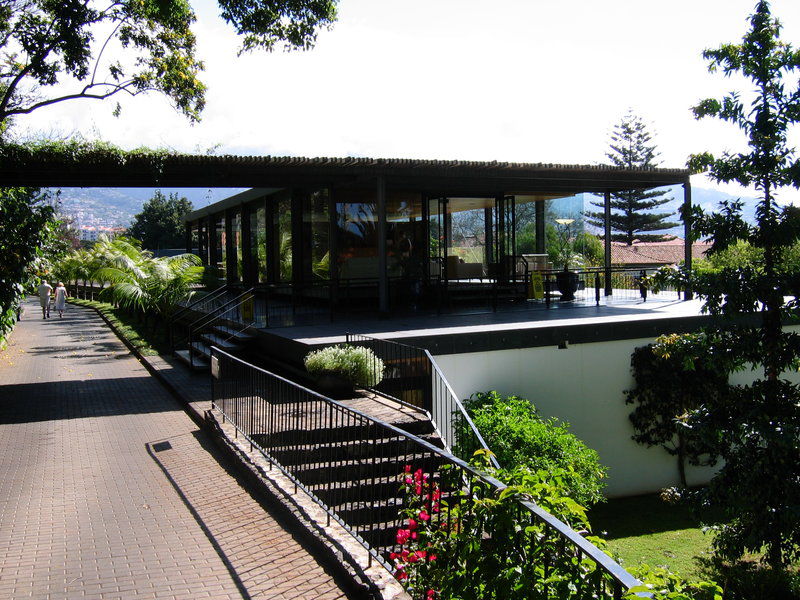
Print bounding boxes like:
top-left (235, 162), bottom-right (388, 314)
top-left (589, 493), bottom-right (800, 599)
top-left (69, 298), bottom-right (170, 356)
top-left (588, 493), bottom-right (715, 581)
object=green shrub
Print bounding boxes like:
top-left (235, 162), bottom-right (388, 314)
top-left (460, 390), bottom-right (607, 506)
top-left (392, 453), bottom-right (607, 600)
top-left (304, 344), bottom-right (384, 387)
top-left (626, 564), bottom-right (723, 600)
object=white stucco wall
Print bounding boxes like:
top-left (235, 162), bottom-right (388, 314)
top-left (434, 326), bottom-right (800, 498)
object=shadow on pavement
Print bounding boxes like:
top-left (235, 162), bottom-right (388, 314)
top-left (0, 376), bottom-right (183, 424)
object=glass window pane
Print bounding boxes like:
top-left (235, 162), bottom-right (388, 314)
top-left (215, 216), bottom-right (226, 280)
top-left (336, 188), bottom-right (378, 280)
top-left (250, 205), bottom-right (267, 283)
top-left (232, 211), bottom-right (242, 282)
top-left (276, 197), bottom-right (292, 282)
top-left (306, 189), bottom-right (330, 281)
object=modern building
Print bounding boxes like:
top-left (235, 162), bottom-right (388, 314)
top-left (183, 156), bottom-right (692, 318)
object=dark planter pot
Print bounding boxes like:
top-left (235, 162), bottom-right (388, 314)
top-left (556, 270), bottom-right (579, 302)
top-left (314, 373), bottom-right (356, 400)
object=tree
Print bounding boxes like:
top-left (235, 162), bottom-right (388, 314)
top-left (128, 191), bottom-right (193, 250)
top-left (585, 112), bottom-right (678, 244)
top-left (0, 0), bottom-right (338, 126)
top-left (0, 187), bottom-right (57, 345)
top-left (683, 0), bottom-right (800, 569)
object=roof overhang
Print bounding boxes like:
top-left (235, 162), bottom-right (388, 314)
top-left (0, 150), bottom-right (690, 194)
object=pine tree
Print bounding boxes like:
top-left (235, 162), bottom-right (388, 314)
top-left (586, 112), bottom-right (678, 244)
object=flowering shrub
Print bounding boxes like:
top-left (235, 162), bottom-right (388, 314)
top-left (304, 344), bottom-right (384, 387)
top-left (392, 452), bottom-right (610, 599)
top-left (392, 453), bottom-right (720, 599)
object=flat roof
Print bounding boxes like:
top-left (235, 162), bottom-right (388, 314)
top-left (0, 147), bottom-right (690, 192)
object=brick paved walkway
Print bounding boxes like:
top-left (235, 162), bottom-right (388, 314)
top-left (0, 300), bottom-right (358, 599)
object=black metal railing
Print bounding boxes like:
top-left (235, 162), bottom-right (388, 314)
top-left (345, 333), bottom-right (497, 467)
top-left (172, 288), bottom-right (258, 366)
top-left (211, 347), bottom-right (641, 599)
top-left (536, 266), bottom-right (682, 307)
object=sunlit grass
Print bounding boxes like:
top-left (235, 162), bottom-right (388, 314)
top-left (589, 493), bottom-right (714, 580)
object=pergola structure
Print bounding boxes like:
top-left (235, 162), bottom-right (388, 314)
top-left (0, 152), bottom-right (693, 313)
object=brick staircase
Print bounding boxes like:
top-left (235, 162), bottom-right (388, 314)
top-left (250, 405), bottom-right (444, 558)
top-left (174, 322), bottom-right (254, 371)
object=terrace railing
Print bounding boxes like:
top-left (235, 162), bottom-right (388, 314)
top-left (172, 287), bottom-right (258, 365)
top-left (210, 347), bottom-right (642, 599)
top-left (346, 332), bottom-right (497, 465)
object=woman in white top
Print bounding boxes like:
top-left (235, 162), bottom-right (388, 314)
top-left (54, 282), bottom-right (68, 318)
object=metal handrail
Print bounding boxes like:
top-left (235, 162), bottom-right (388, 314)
top-left (210, 347), bottom-right (641, 598)
top-left (186, 288), bottom-right (255, 366)
top-left (169, 285), bottom-right (230, 351)
top-left (345, 333), bottom-right (499, 468)
top-left (173, 285), bottom-right (229, 320)
top-left (423, 348), bottom-right (499, 469)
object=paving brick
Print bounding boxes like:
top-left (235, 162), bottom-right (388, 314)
top-left (0, 300), bottom-right (358, 599)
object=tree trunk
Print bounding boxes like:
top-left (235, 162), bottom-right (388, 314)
top-left (676, 433), bottom-right (688, 488)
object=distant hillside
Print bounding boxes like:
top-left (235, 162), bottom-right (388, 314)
top-left (53, 187), bottom-right (247, 227)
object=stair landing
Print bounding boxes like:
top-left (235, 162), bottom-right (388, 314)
top-left (340, 392), bottom-right (431, 435)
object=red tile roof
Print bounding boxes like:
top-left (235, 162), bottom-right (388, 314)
top-left (610, 239), bottom-right (711, 266)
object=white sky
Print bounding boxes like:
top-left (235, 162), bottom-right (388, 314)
top-left (15, 0), bottom-right (800, 203)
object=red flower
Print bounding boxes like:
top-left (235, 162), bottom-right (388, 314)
top-left (426, 590), bottom-right (436, 599)
top-left (395, 569), bottom-right (408, 581)
top-left (404, 465), bottom-right (412, 473)
top-left (429, 554), bottom-right (437, 562)
top-left (418, 510), bottom-right (430, 521)
top-left (396, 528), bottom-right (411, 544)
top-left (408, 518), bottom-right (418, 531)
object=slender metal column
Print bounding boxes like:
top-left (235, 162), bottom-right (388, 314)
top-left (604, 191), bottom-right (612, 296)
top-left (683, 180), bottom-right (693, 300)
top-left (377, 175), bottom-right (388, 314)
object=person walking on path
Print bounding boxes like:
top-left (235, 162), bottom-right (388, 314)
top-left (36, 280), bottom-right (52, 319)
top-left (53, 282), bottom-right (68, 318)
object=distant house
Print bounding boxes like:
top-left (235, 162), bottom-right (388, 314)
top-left (610, 238), bottom-right (711, 272)
top-left (77, 226), bottom-right (125, 242)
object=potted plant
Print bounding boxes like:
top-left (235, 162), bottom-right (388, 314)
top-left (304, 344), bottom-right (385, 399)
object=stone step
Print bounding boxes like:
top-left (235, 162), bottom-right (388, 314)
top-left (284, 453), bottom-right (442, 490)
top-left (258, 433), bottom-right (444, 467)
top-left (210, 323), bottom-right (254, 342)
top-left (174, 349), bottom-right (209, 371)
top-left (199, 332), bottom-right (240, 351)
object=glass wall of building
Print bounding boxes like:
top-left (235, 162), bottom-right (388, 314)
top-left (190, 223), bottom-right (199, 257)
top-left (249, 204), bottom-right (268, 283)
top-left (386, 191), bottom-right (424, 279)
top-left (305, 189), bottom-right (330, 281)
top-left (231, 210), bottom-right (242, 282)
top-left (214, 215), bottom-right (226, 280)
top-left (336, 188), bottom-right (378, 280)
top-left (276, 195), bottom-right (292, 282)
